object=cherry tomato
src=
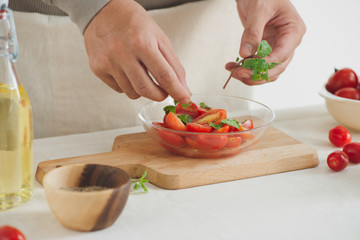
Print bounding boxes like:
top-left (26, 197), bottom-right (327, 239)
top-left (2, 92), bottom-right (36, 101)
top-left (185, 136), bottom-right (202, 149)
top-left (328, 126), bottom-right (351, 147)
top-left (197, 134), bottom-right (228, 150)
top-left (212, 125), bottom-right (230, 133)
top-left (0, 226), bottom-right (26, 240)
top-left (226, 136), bottom-right (242, 148)
top-left (327, 150), bottom-right (349, 171)
top-left (197, 107), bottom-right (211, 116)
top-left (241, 119), bottom-right (254, 129)
top-left (152, 122), bottom-right (185, 146)
top-left (176, 102), bottom-right (199, 119)
top-left (192, 109), bottom-right (226, 125)
top-left (186, 123), bottom-right (212, 133)
top-left (334, 87), bottom-right (360, 100)
top-left (326, 68), bottom-right (358, 94)
top-left (343, 142), bottom-right (360, 163)
top-left (165, 111), bottom-right (187, 131)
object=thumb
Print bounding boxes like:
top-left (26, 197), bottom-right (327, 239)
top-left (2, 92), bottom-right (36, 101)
top-left (239, 14), bottom-right (268, 58)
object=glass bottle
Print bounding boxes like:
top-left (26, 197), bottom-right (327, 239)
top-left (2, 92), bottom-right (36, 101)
top-left (0, 7), bottom-right (33, 210)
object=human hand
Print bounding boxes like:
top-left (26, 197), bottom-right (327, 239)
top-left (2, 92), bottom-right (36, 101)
top-left (225, 0), bottom-right (306, 85)
top-left (84, 0), bottom-right (191, 103)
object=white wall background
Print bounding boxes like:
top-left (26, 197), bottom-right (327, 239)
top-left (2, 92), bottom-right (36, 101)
top-left (251, 0), bottom-right (360, 110)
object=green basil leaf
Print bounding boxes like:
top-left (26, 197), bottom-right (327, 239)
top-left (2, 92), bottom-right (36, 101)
top-left (268, 62), bottom-right (281, 69)
top-left (200, 102), bottom-right (211, 109)
top-left (221, 119), bottom-right (240, 129)
top-left (163, 105), bottom-right (176, 114)
top-left (209, 122), bottom-right (223, 129)
top-left (178, 114), bottom-right (193, 124)
top-left (257, 40), bottom-right (272, 58)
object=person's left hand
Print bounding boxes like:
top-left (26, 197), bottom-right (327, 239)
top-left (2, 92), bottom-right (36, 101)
top-left (226, 0), bottom-right (306, 85)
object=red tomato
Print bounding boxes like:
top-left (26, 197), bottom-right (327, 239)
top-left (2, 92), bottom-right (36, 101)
top-left (158, 130), bottom-right (185, 147)
top-left (343, 142), bottom-right (360, 163)
top-left (0, 226), bottom-right (26, 240)
top-left (197, 107), bottom-right (211, 116)
top-left (197, 134), bottom-right (228, 150)
top-left (328, 126), bottom-right (351, 147)
top-left (212, 125), bottom-right (230, 133)
top-left (153, 122), bottom-right (185, 146)
top-left (334, 87), bottom-right (360, 100)
top-left (241, 119), bottom-right (254, 129)
top-left (176, 102), bottom-right (199, 118)
top-left (185, 136), bottom-right (202, 150)
top-left (327, 150), bottom-right (349, 171)
top-left (226, 136), bottom-right (242, 148)
top-left (192, 109), bottom-right (226, 125)
top-left (152, 121), bottom-right (165, 128)
top-left (165, 111), bottom-right (187, 131)
top-left (186, 123), bottom-right (212, 133)
top-left (326, 68), bottom-right (358, 94)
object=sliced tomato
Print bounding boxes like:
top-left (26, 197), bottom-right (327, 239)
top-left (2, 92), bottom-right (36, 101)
top-left (158, 130), bottom-right (185, 146)
top-left (241, 119), bottom-right (254, 129)
top-left (165, 111), bottom-right (187, 131)
top-left (186, 123), bottom-right (212, 133)
top-left (163, 114), bottom-right (167, 124)
top-left (153, 121), bottom-right (165, 128)
top-left (192, 109), bottom-right (227, 125)
top-left (197, 107), bottom-right (212, 116)
top-left (176, 102), bottom-right (199, 118)
top-left (226, 136), bottom-right (242, 148)
top-left (212, 125), bottom-right (230, 133)
top-left (185, 136), bottom-right (202, 150)
top-left (197, 134), bottom-right (228, 150)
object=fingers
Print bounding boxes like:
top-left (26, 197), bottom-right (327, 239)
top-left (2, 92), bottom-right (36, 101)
top-left (141, 43), bottom-right (191, 104)
top-left (119, 58), bottom-right (168, 101)
top-left (238, 2), bottom-right (270, 58)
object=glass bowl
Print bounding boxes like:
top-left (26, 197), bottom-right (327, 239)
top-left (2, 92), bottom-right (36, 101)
top-left (138, 94), bottom-right (275, 158)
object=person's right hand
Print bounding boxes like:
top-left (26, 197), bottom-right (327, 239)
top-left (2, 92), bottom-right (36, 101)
top-left (83, 0), bottom-right (191, 103)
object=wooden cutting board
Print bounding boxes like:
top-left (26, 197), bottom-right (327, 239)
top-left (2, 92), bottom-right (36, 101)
top-left (36, 127), bottom-right (319, 189)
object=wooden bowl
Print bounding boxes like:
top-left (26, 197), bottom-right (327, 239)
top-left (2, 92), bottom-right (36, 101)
top-left (43, 163), bottom-right (130, 231)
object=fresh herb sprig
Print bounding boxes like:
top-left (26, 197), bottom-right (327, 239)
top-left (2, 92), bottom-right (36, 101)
top-left (223, 40), bottom-right (280, 89)
top-left (131, 170), bottom-right (149, 192)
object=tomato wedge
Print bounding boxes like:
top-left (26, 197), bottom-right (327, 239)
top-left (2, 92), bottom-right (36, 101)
top-left (186, 123), bottom-right (212, 133)
top-left (226, 136), bottom-right (242, 148)
top-left (241, 119), bottom-right (254, 129)
top-left (197, 134), bottom-right (228, 150)
top-left (212, 125), bottom-right (230, 133)
top-left (176, 102), bottom-right (200, 118)
top-left (197, 107), bottom-right (212, 116)
top-left (192, 109), bottom-right (226, 125)
top-left (165, 111), bottom-right (187, 131)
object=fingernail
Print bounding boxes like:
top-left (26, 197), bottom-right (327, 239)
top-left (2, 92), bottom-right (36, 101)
top-left (179, 97), bottom-right (191, 104)
top-left (244, 43), bottom-right (253, 56)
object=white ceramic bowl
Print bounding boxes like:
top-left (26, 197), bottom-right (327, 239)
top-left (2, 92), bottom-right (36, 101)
top-left (319, 84), bottom-right (360, 131)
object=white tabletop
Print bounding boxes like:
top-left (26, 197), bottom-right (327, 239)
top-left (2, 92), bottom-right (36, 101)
top-left (1, 104), bottom-right (360, 240)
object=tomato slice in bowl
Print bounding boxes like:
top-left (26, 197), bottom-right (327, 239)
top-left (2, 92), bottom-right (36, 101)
top-left (152, 122), bottom-right (185, 146)
top-left (241, 119), bottom-right (254, 129)
top-left (226, 136), bottom-right (242, 148)
top-left (212, 125), bottom-right (230, 133)
top-left (165, 111), bottom-right (187, 131)
top-left (192, 109), bottom-right (227, 125)
top-left (197, 134), bottom-right (228, 150)
top-left (176, 102), bottom-right (200, 118)
top-left (186, 123), bottom-right (212, 133)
